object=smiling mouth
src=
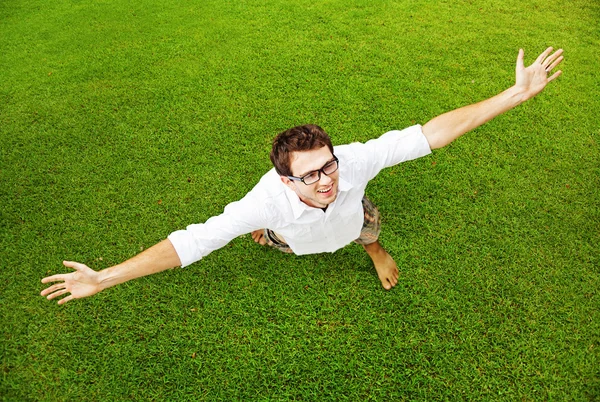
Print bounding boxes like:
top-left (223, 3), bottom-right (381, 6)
top-left (317, 185), bottom-right (334, 194)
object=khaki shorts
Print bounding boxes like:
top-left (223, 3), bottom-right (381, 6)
top-left (264, 196), bottom-right (381, 253)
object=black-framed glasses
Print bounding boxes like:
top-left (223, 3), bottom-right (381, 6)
top-left (287, 156), bottom-right (339, 185)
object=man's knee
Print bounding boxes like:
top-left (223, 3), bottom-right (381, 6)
top-left (354, 196), bottom-right (381, 245)
top-left (263, 229), bottom-right (294, 254)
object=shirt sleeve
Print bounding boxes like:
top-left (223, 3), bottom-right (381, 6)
top-left (340, 124), bottom-right (432, 182)
top-left (167, 192), bottom-right (267, 268)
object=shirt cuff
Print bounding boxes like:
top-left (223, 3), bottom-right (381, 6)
top-left (167, 230), bottom-right (202, 268)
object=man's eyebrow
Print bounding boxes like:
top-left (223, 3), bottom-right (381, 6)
top-left (297, 157), bottom-right (336, 178)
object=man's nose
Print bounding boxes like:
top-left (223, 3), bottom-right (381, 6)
top-left (319, 171), bottom-right (333, 185)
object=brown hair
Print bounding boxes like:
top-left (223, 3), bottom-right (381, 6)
top-left (270, 124), bottom-right (334, 177)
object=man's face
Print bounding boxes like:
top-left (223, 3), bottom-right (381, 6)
top-left (281, 146), bottom-right (339, 209)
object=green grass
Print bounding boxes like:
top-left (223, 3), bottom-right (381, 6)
top-left (1, 0), bottom-right (599, 400)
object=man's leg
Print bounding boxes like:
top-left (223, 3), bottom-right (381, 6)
top-left (355, 197), bottom-right (399, 290)
top-left (362, 241), bottom-right (399, 290)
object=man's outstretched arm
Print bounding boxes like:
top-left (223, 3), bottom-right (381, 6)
top-left (40, 239), bottom-right (181, 305)
top-left (422, 47), bottom-right (563, 150)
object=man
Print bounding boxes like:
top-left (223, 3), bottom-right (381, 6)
top-left (41, 47), bottom-right (563, 304)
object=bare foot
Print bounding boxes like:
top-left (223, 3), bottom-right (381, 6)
top-left (251, 229), bottom-right (267, 246)
top-left (362, 241), bottom-right (399, 290)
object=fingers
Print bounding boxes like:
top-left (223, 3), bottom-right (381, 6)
top-left (58, 295), bottom-right (75, 305)
top-left (40, 282), bottom-right (67, 297)
top-left (41, 261), bottom-right (89, 304)
top-left (548, 70), bottom-right (563, 82)
top-left (42, 261), bottom-right (86, 284)
top-left (63, 260), bottom-right (87, 271)
top-left (41, 282), bottom-right (75, 304)
top-left (46, 288), bottom-right (69, 300)
top-left (539, 48), bottom-right (564, 71)
top-left (41, 274), bottom-right (66, 284)
top-left (251, 229), bottom-right (267, 245)
top-left (516, 48), bottom-right (525, 70)
top-left (535, 46), bottom-right (554, 64)
top-left (545, 52), bottom-right (564, 72)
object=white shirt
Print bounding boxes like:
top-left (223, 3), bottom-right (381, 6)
top-left (168, 124), bottom-right (431, 267)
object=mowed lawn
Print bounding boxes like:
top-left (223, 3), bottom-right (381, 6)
top-left (1, 0), bottom-right (598, 400)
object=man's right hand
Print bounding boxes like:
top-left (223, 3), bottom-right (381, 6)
top-left (40, 239), bottom-right (182, 305)
top-left (41, 261), bottom-right (102, 305)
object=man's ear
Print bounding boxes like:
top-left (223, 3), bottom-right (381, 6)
top-left (280, 176), bottom-right (295, 190)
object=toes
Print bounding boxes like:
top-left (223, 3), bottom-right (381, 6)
top-left (370, 249), bottom-right (399, 290)
top-left (380, 276), bottom-right (395, 290)
top-left (381, 271), bottom-right (399, 290)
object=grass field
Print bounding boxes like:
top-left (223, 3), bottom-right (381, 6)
top-left (1, 0), bottom-right (599, 400)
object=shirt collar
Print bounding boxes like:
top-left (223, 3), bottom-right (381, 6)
top-left (284, 176), bottom-right (354, 219)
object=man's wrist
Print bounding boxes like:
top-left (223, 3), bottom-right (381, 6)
top-left (505, 85), bottom-right (528, 107)
top-left (97, 265), bottom-right (124, 291)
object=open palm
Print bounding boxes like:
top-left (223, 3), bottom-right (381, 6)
top-left (41, 261), bottom-right (102, 305)
top-left (515, 47), bottom-right (563, 102)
